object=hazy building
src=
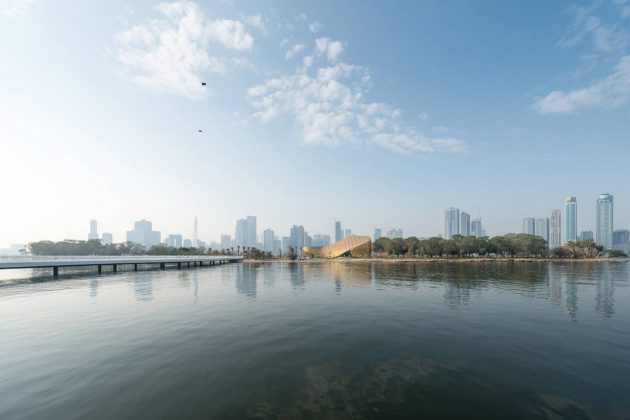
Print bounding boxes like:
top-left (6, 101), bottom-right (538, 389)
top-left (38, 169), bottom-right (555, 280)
top-left (88, 219), bottom-right (98, 240)
top-left (102, 233), bottom-right (113, 245)
top-left (613, 230), bottom-right (630, 252)
top-left (596, 193), bottom-right (614, 249)
top-left (580, 230), bottom-right (593, 241)
top-left (387, 228), bottom-right (403, 239)
top-left (235, 216), bottom-right (257, 248)
top-left (312, 234), bottom-right (331, 246)
top-left (335, 221), bottom-right (343, 242)
top-left (471, 218), bottom-right (483, 238)
top-left (183, 239), bottom-right (192, 248)
top-left (192, 216), bottom-right (198, 248)
top-left (564, 196), bottom-right (577, 243)
top-left (290, 225), bottom-right (306, 253)
top-left (263, 229), bottom-right (275, 253)
top-left (460, 212), bottom-right (471, 236)
top-left (344, 229), bottom-right (353, 238)
top-left (220, 234), bottom-right (231, 250)
top-left (522, 217), bottom-right (536, 235)
top-left (166, 234), bottom-right (182, 248)
top-left (550, 210), bottom-right (561, 249)
top-left (444, 208), bottom-right (459, 239)
top-left (281, 236), bottom-right (291, 254)
top-left (535, 218), bottom-right (550, 244)
top-left (126, 219), bottom-right (161, 248)
top-left (274, 238), bottom-right (281, 255)
top-left (373, 228), bottom-right (382, 241)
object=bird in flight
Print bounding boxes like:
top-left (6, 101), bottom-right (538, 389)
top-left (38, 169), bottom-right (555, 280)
top-left (201, 82), bottom-right (207, 86)
top-left (198, 129), bottom-right (203, 133)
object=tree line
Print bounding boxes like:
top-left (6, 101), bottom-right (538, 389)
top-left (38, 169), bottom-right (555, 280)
top-left (27, 240), bottom-right (223, 256)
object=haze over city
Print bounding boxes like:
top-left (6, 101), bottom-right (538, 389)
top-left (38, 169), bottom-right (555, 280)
top-left (1, 0), bottom-right (629, 246)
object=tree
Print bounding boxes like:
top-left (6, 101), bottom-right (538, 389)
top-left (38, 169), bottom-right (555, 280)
top-left (607, 249), bottom-right (628, 258)
top-left (287, 246), bottom-right (297, 260)
top-left (578, 239), bottom-right (603, 259)
top-left (566, 240), bottom-right (580, 259)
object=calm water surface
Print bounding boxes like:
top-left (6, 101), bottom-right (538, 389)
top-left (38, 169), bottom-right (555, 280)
top-left (1, 261), bottom-right (629, 419)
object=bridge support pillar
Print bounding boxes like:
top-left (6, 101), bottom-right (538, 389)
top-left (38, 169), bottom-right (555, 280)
top-left (177, 262), bottom-right (181, 269)
top-left (134, 264), bottom-right (138, 271)
top-left (113, 264), bottom-right (117, 273)
top-left (160, 263), bottom-right (165, 270)
top-left (97, 265), bottom-right (102, 274)
top-left (188, 262), bottom-right (190, 268)
top-left (199, 261), bottom-right (203, 267)
top-left (53, 266), bottom-right (58, 278)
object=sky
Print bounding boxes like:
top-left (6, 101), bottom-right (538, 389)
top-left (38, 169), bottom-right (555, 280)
top-left (1, 0), bottom-right (629, 247)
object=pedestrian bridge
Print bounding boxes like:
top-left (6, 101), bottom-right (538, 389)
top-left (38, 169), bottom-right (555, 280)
top-left (0, 255), bottom-right (243, 277)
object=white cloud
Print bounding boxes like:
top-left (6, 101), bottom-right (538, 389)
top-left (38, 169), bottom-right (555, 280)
top-left (285, 43), bottom-right (305, 60)
top-left (113, 1), bottom-right (254, 98)
top-left (315, 37), bottom-right (344, 61)
top-left (419, 112), bottom-right (429, 122)
top-left (308, 21), bottom-right (322, 33)
top-left (0, 0), bottom-right (33, 17)
top-left (535, 55), bottom-right (630, 113)
top-left (245, 13), bottom-right (267, 35)
top-left (246, 44), bottom-right (466, 154)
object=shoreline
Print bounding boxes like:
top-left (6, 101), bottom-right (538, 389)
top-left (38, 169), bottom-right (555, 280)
top-left (243, 258), bottom-right (629, 264)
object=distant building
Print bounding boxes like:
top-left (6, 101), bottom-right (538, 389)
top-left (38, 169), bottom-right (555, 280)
top-left (373, 228), bottom-right (382, 241)
top-left (564, 196), bottom-right (577, 243)
top-left (88, 219), bottom-right (98, 240)
top-left (274, 238), bottom-right (282, 255)
top-left (126, 219), bottom-right (161, 248)
top-left (386, 228), bottom-right (403, 239)
top-left (596, 193), bottom-right (614, 249)
top-left (281, 236), bottom-right (291, 254)
top-left (460, 212), bottom-right (471, 236)
top-left (522, 217), bottom-right (535, 235)
top-left (192, 216), bottom-right (198, 248)
top-left (344, 229), bottom-right (353, 238)
top-left (235, 216), bottom-right (257, 248)
top-left (335, 221), bottom-right (343, 242)
top-left (290, 225), bottom-right (306, 254)
top-left (263, 229), bottom-right (275, 253)
top-left (535, 218), bottom-right (550, 244)
top-left (550, 210), bottom-right (561, 248)
top-left (220, 234), bottom-right (231, 250)
top-left (102, 233), bottom-right (113, 245)
top-left (312, 234), bottom-right (331, 246)
top-left (613, 230), bottom-right (630, 253)
top-left (166, 234), bottom-right (183, 248)
top-left (471, 218), bottom-right (483, 238)
top-left (444, 208), bottom-right (459, 239)
top-left (579, 231), bottom-right (593, 241)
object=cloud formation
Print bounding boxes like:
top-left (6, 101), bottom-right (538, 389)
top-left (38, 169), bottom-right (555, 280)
top-left (0, 0), bottom-right (32, 17)
top-left (535, 55), bottom-right (630, 113)
top-left (247, 40), bottom-right (466, 154)
top-left (114, 1), bottom-right (254, 98)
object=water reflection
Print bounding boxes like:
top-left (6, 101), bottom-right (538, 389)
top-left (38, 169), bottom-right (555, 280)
top-left (595, 264), bottom-right (615, 319)
top-left (235, 264), bottom-right (258, 300)
top-left (133, 275), bottom-right (153, 302)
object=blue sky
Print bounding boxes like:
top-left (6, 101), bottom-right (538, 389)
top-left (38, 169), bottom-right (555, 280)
top-left (1, 0), bottom-right (629, 246)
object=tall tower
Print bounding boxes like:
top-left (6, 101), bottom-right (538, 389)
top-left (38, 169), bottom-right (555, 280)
top-left (88, 219), bottom-right (98, 240)
top-left (550, 210), bottom-right (561, 248)
top-left (444, 208), bottom-right (459, 239)
top-left (563, 196), bottom-right (577, 243)
top-left (522, 218), bottom-right (536, 235)
top-left (460, 212), bottom-right (471, 236)
top-left (596, 193), bottom-right (613, 249)
top-left (335, 221), bottom-right (343, 242)
top-left (192, 216), bottom-right (198, 248)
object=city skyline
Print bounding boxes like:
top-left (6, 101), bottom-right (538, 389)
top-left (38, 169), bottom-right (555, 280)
top-left (1, 1), bottom-right (630, 245)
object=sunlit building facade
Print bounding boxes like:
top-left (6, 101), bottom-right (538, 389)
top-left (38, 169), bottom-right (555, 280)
top-left (596, 193), bottom-right (613, 249)
top-left (564, 196), bottom-right (577, 243)
top-left (444, 208), bottom-right (459, 239)
top-left (302, 236), bottom-right (372, 259)
top-left (550, 210), bottom-right (561, 249)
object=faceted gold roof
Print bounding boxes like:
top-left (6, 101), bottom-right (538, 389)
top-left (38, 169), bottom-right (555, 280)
top-left (302, 236), bottom-right (372, 259)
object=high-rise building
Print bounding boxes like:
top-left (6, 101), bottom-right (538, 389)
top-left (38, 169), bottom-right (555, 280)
top-left (126, 219), bottom-right (161, 248)
top-left (471, 218), bottom-right (483, 238)
top-left (220, 234), bottom-right (231, 250)
top-left (312, 234), bottom-right (331, 246)
top-left (444, 208), bottom-right (459, 239)
top-left (88, 219), bottom-right (98, 240)
top-left (166, 234), bottom-right (183, 248)
top-left (263, 229), bottom-right (275, 253)
top-left (235, 216), bottom-right (257, 247)
top-left (550, 210), bottom-right (561, 249)
top-left (386, 228), bottom-right (403, 239)
top-left (522, 217), bottom-right (536, 235)
top-left (344, 229), bottom-right (353, 238)
top-left (183, 239), bottom-right (192, 248)
top-left (281, 236), bottom-right (291, 253)
top-left (373, 228), bottom-right (382, 241)
top-left (579, 230), bottom-right (593, 241)
top-left (564, 196), bottom-right (577, 243)
top-left (290, 225), bottom-right (306, 254)
top-left (535, 218), bottom-right (550, 244)
top-left (459, 212), bottom-right (471, 236)
top-left (247, 216), bottom-right (257, 247)
top-left (596, 193), bottom-right (614, 249)
top-left (335, 221), bottom-right (343, 242)
top-left (192, 216), bottom-right (198, 248)
top-left (613, 230), bottom-right (630, 253)
top-left (102, 233), bottom-right (113, 245)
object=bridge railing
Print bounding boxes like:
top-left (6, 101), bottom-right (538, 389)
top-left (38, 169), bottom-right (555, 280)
top-left (0, 255), bottom-right (238, 263)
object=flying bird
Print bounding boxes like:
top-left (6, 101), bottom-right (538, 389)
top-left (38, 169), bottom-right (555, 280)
top-left (198, 129), bottom-right (203, 133)
top-left (201, 82), bottom-right (207, 86)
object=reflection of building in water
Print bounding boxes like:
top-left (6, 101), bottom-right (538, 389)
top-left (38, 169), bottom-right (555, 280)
top-left (565, 277), bottom-right (578, 321)
top-left (545, 265), bottom-right (562, 308)
top-left (235, 264), bottom-right (258, 300)
top-left (595, 264), bottom-right (615, 319)
top-left (133, 275), bottom-right (153, 302)
top-left (444, 280), bottom-right (472, 307)
top-left (89, 278), bottom-right (98, 298)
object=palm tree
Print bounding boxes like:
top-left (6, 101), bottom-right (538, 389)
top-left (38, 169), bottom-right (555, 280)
top-left (566, 240), bottom-right (580, 259)
top-left (579, 239), bottom-right (603, 259)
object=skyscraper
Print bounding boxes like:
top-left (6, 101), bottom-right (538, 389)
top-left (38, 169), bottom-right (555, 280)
top-left (563, 196), bottom-right (577, 243)
top-left (263, 229), bottom-right (275, 253)
top-left (126, 219), bottom-right (161, 248)
top-left (459, 212), bottom-right (471, 236)
top-left (535, 218), bottom-right (550, 244)
top-left (235, 216), bottom-right (257, 247)
top-left (522, 217), bottom-right (535, 235)
top-left (88, 219), bottom-right (98, 240)
top-left (444, 208), bottom-right (459, 239)
top-left (102, 233), bottom-right (113, 245)
top-left (166, 234), bottom-right (183, 248)
top-left (550, 210), bottom-right (561, 249)
top-left (247, 216), bottom-right (257, 248)
top-left (335, 221), bottom-right (343, 242)
top-left (312, 234), bottom-right (331, 246)
top-left (471, 218), bottom-right (483, 238)
top-left (613, 230), bottom-right (630, 253)
top-left (344, 229), bottom-right (353, 238)
top-left (596, 193), bottom-right (614, 249)
top-left (580, 230), bottom-right (593, 241)
top-left (386, 228), bottom-right (403, 239)
top-left (220, 234), bottom-right (232, 250)
top-left (290, 225), bottom-right (306, 254)
top-left (373, 228), bottom-right (382, 241)
top-left (192, 216), bottom-right (198, 248)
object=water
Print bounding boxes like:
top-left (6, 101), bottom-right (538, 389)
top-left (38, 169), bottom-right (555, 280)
top-left (1, 261), bottom-right (629, 419)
